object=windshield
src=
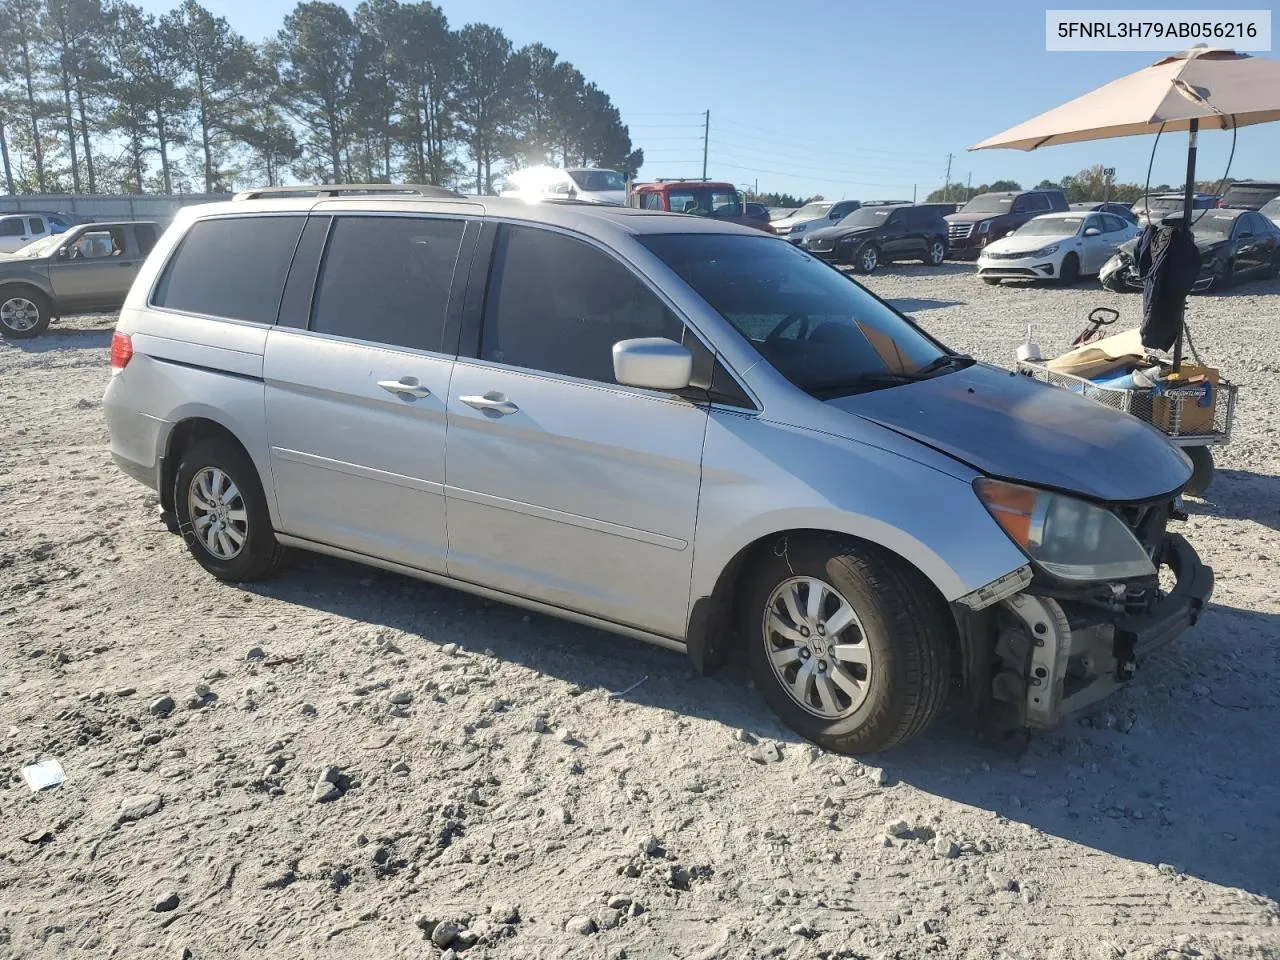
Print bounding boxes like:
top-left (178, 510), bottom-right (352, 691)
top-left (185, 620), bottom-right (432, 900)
top-left (638, 234), bottom-right (948, 395)
top-left (837, 207), bottom-right (893, 228)
top-left (1015, 216), bottom-right (1084, 237)
top-left (13, 234), bottom-right (62, 258)
top-left (1190, 212), bottom-right (1241, 239)
top-left (792, 202), bottom-right (833, 220)
top-left (668, 188), bottom-right (743, 218)
top-left (960, 194), bottom-right (1015, 215)
top-left (568, 169), bottom-right (625, 192)
top-left (1133, 196), bottom-right (1199, 215)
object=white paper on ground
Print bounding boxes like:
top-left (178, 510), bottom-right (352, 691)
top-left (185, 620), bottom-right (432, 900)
top-left (20, 758), bottom-right (67, 791)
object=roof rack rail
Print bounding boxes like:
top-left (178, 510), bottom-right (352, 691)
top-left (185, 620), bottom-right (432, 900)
top-left (231, 183), bottom-right (460, 201)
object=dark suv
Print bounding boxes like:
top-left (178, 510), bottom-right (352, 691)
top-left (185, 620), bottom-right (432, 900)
top-left (802, 204), bottom-right (949, 273)
top-left (944, 189), bottom-right (1069, 258)
top-left (1218, 180), bottom-right (1280, 211)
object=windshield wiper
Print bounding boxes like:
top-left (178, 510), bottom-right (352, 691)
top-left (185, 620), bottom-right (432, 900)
top-left (805, 354), bottom-right (975, 399)
top-left (912, 353), bottom-right (975, 378)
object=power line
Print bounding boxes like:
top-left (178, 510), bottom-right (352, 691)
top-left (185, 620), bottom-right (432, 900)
top-left (715, 117), bottom-right (939, 162)
top-left (709, 145), bottom-right (930, 184)
top-left (712, 161), bottom-right (908, 190)
top-left (710, 139), bottom-right (939, 176)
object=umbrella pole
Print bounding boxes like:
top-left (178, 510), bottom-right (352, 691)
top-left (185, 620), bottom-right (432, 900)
top-left (1173, 118), bottom-right (1199, 375)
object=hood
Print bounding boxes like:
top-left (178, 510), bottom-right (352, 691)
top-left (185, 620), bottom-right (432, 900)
top-left (774, 212), bottom-right (828, 231)
top-left (945, 211), bottom-right (1009, 225)
top-left (982, 232), bottom-right (1073, 255)
top-left (826, 363), bottom-right (1191, 503)
top-left (806, 223), bottom-right (878, 242)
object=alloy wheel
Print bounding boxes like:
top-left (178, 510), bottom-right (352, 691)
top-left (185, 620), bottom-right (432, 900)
top-left (762, 576), bottom-right (873, 719)
top-left (0, 297), bottom-right (40, 333)
top-left (860, 248), bottom-right (877, 272)
top-left (187, 466), bottom-right (249, 560)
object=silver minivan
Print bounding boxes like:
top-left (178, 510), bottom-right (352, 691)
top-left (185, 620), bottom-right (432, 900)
top-left (104, 186), bottom-right (1213, 754)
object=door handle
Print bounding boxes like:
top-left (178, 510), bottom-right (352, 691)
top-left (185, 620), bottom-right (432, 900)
top-left (459, 393), bottom-right (519, 416)
top-left (377, 378), bottom-right (432, 400)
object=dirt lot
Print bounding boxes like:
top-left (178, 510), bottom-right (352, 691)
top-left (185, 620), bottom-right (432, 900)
top-left (2, 267), bottom-right (1278, 960)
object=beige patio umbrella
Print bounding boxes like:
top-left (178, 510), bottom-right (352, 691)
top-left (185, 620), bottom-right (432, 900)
top-left (970, 46), bottom-right (1280, 368)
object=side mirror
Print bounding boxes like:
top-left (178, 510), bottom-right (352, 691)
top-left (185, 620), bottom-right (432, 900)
top-left (57, 246), bottom-right (70, 259)
top-left (1083, 227), bottom-right (1101, 237)
top-left (1238, 231), bottom-right (1253, 239)
top-left (829, 211), bottom-right (841, 220)
top-left (612, 337), bottom-right (693, 391)
top-left (566, 187), bottom-right (577, 199)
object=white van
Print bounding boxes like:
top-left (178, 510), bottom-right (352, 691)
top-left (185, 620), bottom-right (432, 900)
top-left (499, 167), bottom-right (627, 205)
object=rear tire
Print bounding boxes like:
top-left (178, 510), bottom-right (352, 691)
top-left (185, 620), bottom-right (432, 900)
top-left (1184, 446), bottom-right (1215, 497)
top-left (174, 437), bottom-right (288, 581)
top-left (0, 287), bottom-right (53, 339)
top-left (1058, 253), bottom-right (1080, 286)
top-left (741, 535), bottom-right (951, 755)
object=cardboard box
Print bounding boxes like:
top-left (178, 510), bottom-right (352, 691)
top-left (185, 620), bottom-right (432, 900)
top-left (1152, 364), bottom-right (1219, 435)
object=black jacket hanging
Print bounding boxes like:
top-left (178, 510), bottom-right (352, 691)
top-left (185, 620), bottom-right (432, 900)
top-left (1135, 221), bottom-right (1201, 352)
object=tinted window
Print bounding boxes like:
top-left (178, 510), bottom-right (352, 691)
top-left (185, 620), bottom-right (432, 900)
top-left (0, 219), bottom-right (23, 237)
top-left (311, 216), bottom-right (464, 351)
top-left (134, 223), bottom-right (158, 254)
top-left (28, 217), bottom-right (45, 233)
top-left (641, 193), bottom-right (664, 211)
top-left (153, 216), bottom-right (304, 324)
top-left (481, 225), bottom-right (684, 383)
top-left (1024, 195), bottom-right (1052, 213)
top-left (1101, 214), bottom-right (1127, 233)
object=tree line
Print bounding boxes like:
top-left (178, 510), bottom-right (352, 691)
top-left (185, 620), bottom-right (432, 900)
top-left (926, 165), bottom-right (1235, 205)
top-left (0, 0), bottom-right (641, 196)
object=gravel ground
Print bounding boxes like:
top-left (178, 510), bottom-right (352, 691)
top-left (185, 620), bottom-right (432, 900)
top-left (1, 266), bottom-right (1278, 960)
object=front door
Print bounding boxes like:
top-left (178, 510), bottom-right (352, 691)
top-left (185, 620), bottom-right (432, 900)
top-left (48, 226), bottom-right (137, 311)
top-left (444, 223), bottom-right (708, 639)
top-left (264, 213), bottom-right (469, 573)
top-left (878, 210), bottom-right (915, 260)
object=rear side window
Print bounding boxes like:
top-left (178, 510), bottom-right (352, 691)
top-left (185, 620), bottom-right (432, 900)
top-left (480, 225), bottom-right (684, 384)
top-left (310, 216), bottom-right (465, 352)
top-left (0, 219), bottom-right (23, 237)
top-left (641, 193), bottom-right (664, 211)
top-left (153, 216), bottom-right (304, 324)
top-left (28, 217), bottom-right (45, 233)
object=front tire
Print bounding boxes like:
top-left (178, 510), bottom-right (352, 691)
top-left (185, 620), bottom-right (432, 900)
top-left (1058, 253), bottom-right (1080, 286)
top-left (982, 276), bottom-right (1002, 286)
top-left (741, 536), bottom-right (951, 754)
top-left (0, 288), bottom-right (53, 339)
top-left (855, 244), bottom-right (879, 274)
top-left (925, 239), bottom-right (946, 267)
top-left (174, 437), bottom-right (288, 581)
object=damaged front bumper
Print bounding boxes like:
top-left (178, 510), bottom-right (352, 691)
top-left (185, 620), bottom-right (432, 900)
top-left (969, 533), bottom-right (1213, 732)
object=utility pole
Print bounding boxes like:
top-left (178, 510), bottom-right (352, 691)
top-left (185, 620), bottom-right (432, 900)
top-left (913, 184), bottom-right (917, 204)
top-left (702, 110), bottom-right (710, 181)
top-left (943, 153), bottom-right (953, 202)
top-left (966, 172), bottom-right (972, 199)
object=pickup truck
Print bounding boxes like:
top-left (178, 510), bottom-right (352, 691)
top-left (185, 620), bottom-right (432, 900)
top-left (0, 221), bottom-right (160, 339)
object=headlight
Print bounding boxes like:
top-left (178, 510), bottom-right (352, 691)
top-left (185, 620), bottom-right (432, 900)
top-left (1030, 243), bottom-right (1060, 258)
top-left (977, 221), bottom-right (992, 234)
top-left (974, 479), bottom-right (1156, 582)
top-left (792, 222), bottom-right (806, 232)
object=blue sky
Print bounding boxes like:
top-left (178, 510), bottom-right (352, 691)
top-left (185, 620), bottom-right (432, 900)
top-left (139, 0), bottom-right (1276, 199)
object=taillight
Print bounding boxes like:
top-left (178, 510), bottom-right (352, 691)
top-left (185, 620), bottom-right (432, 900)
top-left (110, 330), bottom-right (133, 371)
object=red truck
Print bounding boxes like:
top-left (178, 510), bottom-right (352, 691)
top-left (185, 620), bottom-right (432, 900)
top-left (628, 179), bottom-right (774, 232)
